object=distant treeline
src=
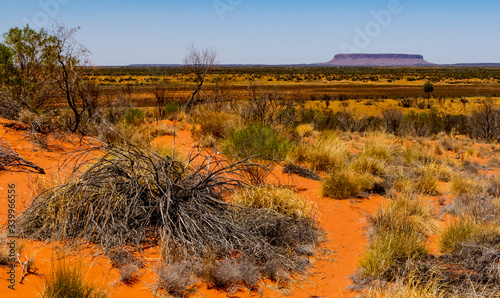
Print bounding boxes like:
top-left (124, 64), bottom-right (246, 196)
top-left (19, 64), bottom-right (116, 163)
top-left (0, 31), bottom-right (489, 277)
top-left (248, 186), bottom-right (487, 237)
top-left (89, 66), bottom-right (500, 82)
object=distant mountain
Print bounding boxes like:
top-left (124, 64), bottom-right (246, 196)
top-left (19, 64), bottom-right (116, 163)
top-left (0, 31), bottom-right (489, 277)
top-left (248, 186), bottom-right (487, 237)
top-left (323, 53), bottom-right (434, 67)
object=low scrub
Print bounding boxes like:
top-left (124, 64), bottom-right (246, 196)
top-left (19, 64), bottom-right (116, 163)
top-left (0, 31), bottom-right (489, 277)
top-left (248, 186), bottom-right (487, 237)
top-left (449, 175), bottom-right (485, 196)
top-left (124, 108), bottom-right (145, 126)
top-left (222, 124), bottom-right (292, 160)
top-left (192, 111), bottom-right (239, 147)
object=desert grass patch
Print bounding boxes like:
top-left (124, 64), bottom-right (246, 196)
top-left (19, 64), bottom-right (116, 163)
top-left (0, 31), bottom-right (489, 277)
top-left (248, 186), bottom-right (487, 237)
top-left (289, 132), bottom-right (350, 172)
top-left (191, 111), bottom-right (240, 146)
top-left (349, 154), bottom-right (387, 177)
top-left (295, 123), bottom-right (314, 138)
top-left (439, 219), bottom-right (479, 254)
top-left (232, 185), bottom-right (315, 220)
top-left (360, 134), bottom-right (394, 160)
top-left (364, 272), bottom-right (448, 298)
top-left (414, 165), bottom-right (440, 195)
top-left (487, 174), bottom-right (500, 197)
top-left (43, 259), bottom-right (106, 298)
top-left (359, 195), bottom-right (437, 279)
top-left (322, 170), bottom-right (374, 199)
top-left (124, 108), bottom-right (145, 126)
top-left (449, 175), bottom-right (485, 196)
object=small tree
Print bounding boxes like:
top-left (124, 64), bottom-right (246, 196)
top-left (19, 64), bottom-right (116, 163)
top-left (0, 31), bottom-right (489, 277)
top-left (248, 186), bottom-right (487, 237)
top-left (154, 85), bottom-right (168, 119)
top-left (423, 82), bottom-right (434, 100)
top-left (1, 25), bottom-right (59, 114)
top-left (183, 44), bottom-right (217, 111)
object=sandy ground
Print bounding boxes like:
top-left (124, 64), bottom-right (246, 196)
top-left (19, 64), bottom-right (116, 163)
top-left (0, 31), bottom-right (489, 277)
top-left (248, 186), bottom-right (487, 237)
top-left (0, 118), bottom-right (382, 297)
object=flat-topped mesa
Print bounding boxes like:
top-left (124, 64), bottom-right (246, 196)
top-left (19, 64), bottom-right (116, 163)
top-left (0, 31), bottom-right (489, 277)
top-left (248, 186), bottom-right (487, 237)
top-left (325, 53), bottom-right (434, 66)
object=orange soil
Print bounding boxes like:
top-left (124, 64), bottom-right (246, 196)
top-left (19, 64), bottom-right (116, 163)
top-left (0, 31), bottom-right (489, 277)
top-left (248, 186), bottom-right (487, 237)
top-left (0, 118), bottom-right (383, 297)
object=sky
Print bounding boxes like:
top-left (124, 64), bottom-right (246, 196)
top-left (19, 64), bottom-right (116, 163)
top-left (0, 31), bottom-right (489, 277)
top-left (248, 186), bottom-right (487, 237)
top-left (1, 0), bottom-right (499, 66)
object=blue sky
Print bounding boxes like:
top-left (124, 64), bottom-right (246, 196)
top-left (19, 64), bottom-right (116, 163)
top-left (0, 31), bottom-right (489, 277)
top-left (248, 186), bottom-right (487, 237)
top-left (1, 0), bottom-right (499, 65)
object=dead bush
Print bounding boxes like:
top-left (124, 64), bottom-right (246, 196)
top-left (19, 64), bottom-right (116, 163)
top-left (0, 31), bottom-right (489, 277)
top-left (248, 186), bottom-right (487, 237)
top-left (16, 144), bottom-right (322, 290)
top-left (155, 262), bottom-right (196, 297)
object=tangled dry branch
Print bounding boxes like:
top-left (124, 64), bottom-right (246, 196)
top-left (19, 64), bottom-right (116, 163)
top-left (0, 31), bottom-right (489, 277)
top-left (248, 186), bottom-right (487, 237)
top-left (0, 137), bottom-right (45, 174)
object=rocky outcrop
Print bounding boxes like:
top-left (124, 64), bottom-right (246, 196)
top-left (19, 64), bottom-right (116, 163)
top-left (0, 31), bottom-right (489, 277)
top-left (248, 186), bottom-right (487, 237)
top-left (325, 53), bottom-right (434, 66)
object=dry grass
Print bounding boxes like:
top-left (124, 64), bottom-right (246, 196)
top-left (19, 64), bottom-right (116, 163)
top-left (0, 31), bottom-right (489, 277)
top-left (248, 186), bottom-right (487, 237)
top-left (364, 272), bottom-right (448, 298)
top-left (359, 195), bottom-right (437, 279)
top-left (289, 132), bottom-right (350, 172)
top-left (43, 259), bottom-right (106, 298)
top-left (449, 175), bottom-right (485, 196)
top-left (282, 162), bottom-right (322, 181)
top-left (155, 262), bottom-right (196, 297)
top-left (231, 185), bottom-right (315, 220)
top-left (322, 170), bottom-right (374, 199)
top-left (295, 123), bottom-right (314, 138)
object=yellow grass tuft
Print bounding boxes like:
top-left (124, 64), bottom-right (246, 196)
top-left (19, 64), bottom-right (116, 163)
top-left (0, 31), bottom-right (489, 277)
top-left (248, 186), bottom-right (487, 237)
top-left (232, 185), bottom-right (315, 220)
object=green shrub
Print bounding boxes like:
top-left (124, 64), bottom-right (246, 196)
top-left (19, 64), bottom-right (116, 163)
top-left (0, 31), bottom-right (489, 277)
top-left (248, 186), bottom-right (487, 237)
top-left (222, 124), bottom-right (292, 160)
top-left (164, 102), bottom-right (180, 115)
top-left (124, 108), bottom-right (144, 126)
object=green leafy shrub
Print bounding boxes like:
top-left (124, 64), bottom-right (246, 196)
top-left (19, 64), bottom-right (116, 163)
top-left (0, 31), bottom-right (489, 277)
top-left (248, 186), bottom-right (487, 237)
top-left (222, 124), bottom-right (292, 160)
top-left (124, 108), bottom-right (144, 126)
top-left (164, 101), bottom-right (180, 115)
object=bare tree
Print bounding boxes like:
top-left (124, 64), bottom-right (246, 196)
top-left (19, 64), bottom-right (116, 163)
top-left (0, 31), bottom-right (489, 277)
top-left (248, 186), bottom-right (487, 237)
top-left (184, 44), bottom-right (217, 111)
top-left (469, 98), bottom-right (500, 142)
top-left (52, 25), bottom-right (94, 133)
top-left (154, 85), bottom-right (168, 118)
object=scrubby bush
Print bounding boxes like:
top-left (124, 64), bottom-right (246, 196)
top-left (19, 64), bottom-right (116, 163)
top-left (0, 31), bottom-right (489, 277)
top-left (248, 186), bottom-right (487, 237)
top-left (124, 108), bottom-right (144, 126)
top-left (382, 109), bottom-right (403, 135)
top-left (468, 98), bottom-right (500, 142)
top-left (155, 262), bottom-right (196, 297)
top-left (222, 124), bottom-right (292, 161)
top-left (164, 101), bottom-right (180, 116)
